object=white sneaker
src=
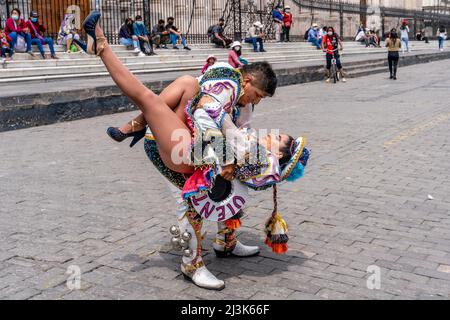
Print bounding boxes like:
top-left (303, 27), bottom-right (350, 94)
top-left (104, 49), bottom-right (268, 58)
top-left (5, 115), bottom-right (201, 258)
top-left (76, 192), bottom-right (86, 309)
top-left (342, 78), bottom-right (347, 83)
top-left (326, 78), bottom-right (331, 83)
top-left (133, 48), bottom-right (141, 53)
top-left (138, 52), bottom-right (146, 57)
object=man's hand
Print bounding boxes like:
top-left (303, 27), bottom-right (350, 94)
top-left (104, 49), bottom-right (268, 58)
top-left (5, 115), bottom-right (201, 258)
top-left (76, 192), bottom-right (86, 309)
top-left (221, 164), bottom-right (236, 181)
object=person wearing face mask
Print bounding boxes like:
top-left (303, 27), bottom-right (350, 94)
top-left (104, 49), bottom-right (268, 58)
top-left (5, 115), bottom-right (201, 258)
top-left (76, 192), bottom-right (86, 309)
top-left (308, 23), bottom-right (322, 49)
top-left (119, 18), bottom-right (141, 55)
top-left (282, 6), bottom-right (293, 42)
top-left (132, 15), bottom-right (156, 56)
top-left (5, 8), bottom-right (34, 57)
top-left (321, 26), bottom-right (346, 83)
top-left (25, 11), bottom-right (58, 59)
top-left (228, 41), bottom-right (246, 69)
top-left (152, 19), bottom-right (170, 49)
top-left (272, 5), bottom-right (284, 42)
top-left (386, 28), bottom-right (401, 80)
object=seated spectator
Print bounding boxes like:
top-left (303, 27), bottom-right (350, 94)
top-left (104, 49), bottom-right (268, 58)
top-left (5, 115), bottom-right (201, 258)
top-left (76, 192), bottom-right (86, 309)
top-left (228, 41), bottom-right (245, 68)
top-left (201, 54), bottom-right (216, 74)
top-left (26, 11), bottom-right (58, 59)
top-left (119, 18), bottom-right (142, 55)
top-left (0, 27), bottom-right (13, 61)
top-left (308, 24), bottom-right (322, 49)
top-left (57, 13), bottom-right (87, 53)
top-left (210, 18), bottom-right (232, 48)
top-left (133, 15), bottom-right (156, 56)
top-left (165, 17), bottom-right (191, 50)
top-left (5, 8), bottom-right (34, 57)
top-left (152, 19), bottom-right (170, 49)
top-left (245, 21), bottom-right (266, 52)
top-left (355, 28), bottom-right (369, 46)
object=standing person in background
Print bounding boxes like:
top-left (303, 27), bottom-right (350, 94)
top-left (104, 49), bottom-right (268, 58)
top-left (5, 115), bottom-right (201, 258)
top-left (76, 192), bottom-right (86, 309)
top-left (386, 28), bottom-right (401, 80)
top-left (5, 8), bottom-right (34, 57)
top-left (26, 11), bottom-right (58, 59)
top-left (319, 26), bottom-right (328, 38)
top-left (272, 5), bottom-right (284, 42)
top-left (400, 20), bottom-right (410, 53)
top-left (282, 6), bottom-right (293, 42)
top-left (133, 15), bottom-right (156, 56)
top-left (438, 26), bottom-right (447, 51)
top-left (321, 26), bottom-right (346, 83)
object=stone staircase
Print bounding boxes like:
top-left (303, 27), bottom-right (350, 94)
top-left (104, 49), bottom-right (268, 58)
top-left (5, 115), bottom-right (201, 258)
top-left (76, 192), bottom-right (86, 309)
top-left (0, 41), bottom-right (443, 83)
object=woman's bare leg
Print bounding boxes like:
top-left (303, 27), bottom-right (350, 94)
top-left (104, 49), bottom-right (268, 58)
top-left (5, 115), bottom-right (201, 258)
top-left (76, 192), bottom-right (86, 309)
top-left (118, 75), bottom-right (199, 133)
top-left (96, 25), bottom-right (193, 174)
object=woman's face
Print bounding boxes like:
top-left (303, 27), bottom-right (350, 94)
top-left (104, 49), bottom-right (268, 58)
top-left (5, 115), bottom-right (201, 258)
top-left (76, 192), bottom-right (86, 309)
top-left (208, 58), bottom-right (216, 65)
top-left (259, 133), bottom-right (291, 159)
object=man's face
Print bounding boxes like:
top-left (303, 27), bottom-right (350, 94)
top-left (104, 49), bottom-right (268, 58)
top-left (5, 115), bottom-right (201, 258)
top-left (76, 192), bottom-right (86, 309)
top-left (168, 19), bottom-right (174, 24)
top-left (219, 20), bottom-right (224, 27)
top-left (238, 77), bottom-right (269, 106)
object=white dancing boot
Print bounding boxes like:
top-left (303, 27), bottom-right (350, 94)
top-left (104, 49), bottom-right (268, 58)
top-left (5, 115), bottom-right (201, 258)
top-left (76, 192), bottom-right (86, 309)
top-left (181, 263), bottom-right (225, 291)
top-left (213, 220), bottom-right (260, 258)
top-left (168, 183), bottom-right (225, 291)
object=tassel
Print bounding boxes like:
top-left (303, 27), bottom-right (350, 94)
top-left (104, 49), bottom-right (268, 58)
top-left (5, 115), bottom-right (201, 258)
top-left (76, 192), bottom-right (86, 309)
top-left (264, 212), bottom-right (289, 254)
top-left (264, 185), bottom-right (289, 254)
top-left (225, 218), bottom-right (241, 230)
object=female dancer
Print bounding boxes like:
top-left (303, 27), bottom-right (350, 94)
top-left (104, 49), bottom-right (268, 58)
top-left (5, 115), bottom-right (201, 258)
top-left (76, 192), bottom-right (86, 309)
top-left (83, 11), bottom-right (309, 290)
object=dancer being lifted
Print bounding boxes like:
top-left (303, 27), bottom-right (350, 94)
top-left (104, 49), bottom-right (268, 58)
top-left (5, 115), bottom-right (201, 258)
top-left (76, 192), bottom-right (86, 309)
top-left (83, 11), bottom-right (309, 290)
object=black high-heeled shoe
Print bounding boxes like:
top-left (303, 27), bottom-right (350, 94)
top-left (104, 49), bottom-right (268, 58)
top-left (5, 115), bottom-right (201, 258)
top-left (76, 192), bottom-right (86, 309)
top-left (82, 11), bottom-right (101, 55)
top-left (107, 127), bottom-right (146, 148)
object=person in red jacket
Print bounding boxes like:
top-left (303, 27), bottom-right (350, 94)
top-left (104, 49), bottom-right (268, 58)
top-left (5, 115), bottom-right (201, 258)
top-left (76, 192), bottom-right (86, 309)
top-left (282, 5), bottom-right (293, 42)
top-left (4, 8), bottom-right (34, 57)
top-left (25, 11), bottom-right (58, 59)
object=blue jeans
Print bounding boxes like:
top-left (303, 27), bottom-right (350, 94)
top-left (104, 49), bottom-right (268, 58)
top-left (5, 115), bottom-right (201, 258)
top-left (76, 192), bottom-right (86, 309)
top-left (169, 33), bottom-right (187, 47)
top-left (244, 37), bottom-right (264, 52)
top-left (401, 37), bottom-right (409, 51)
top-left (120, 37), bottom-right (139, 49)
top-left (31, 37), bottom-right (56, 56)
top-left (308, 37), bottom-right (322, 49)
top-left (438, 37), bottom-right (445, 49)
top-left (8, 32), bottom-right (32, 52)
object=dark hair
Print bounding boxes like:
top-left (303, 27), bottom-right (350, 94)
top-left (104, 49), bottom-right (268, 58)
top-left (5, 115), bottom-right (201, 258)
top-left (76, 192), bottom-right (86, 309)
top-left (327, 26), bottom-right (335, 33)
top-left (219, 18), bottom-right (225, 22)
top-left (390, 28), bottom-right (398, 40)
top-left (241, 62), bottom-right (278, 97)
top-left (158, 19), bottom-right (165, 24)
top-left (11, 8), bottom-right (21, 16)
top-left (125, 18), bottom-right (133, 24)
top-left (135, 15), bottom-right (142, 21)
top-left (168, 17), bottom-right (174, 21)
top-left (279, 135), bottom-right (295, 168)
top-left (439, 26), bottom-right (446, 33)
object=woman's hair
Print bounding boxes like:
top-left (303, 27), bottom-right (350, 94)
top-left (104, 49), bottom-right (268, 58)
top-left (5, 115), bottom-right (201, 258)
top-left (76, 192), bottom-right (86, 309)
top-left (135, 15), bottom-right (142, 21)
top-left (234, 47), bottom-right (242, 56)
top-left (327, 26), bottom-right (335, 33)
top-left (11, 8), bottom-right (21, 16)
top-left (390, 28), bottom-right (398, 40)
top-left (279, 135), bottom-right (295, 168)
top-left (124, 18), bottom-right (132, 24)
top-left (241, 62), bottom-right (278, 97)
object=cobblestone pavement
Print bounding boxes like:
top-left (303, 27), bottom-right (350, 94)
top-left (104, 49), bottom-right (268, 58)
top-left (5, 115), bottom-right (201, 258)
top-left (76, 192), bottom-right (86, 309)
top-left (1, 60), bottom-right (450, 300)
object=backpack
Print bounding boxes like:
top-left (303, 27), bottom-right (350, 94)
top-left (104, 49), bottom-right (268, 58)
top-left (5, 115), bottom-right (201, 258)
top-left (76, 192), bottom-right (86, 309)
top-left (15, 35), bottom-right (26, 52)
top-left (304, 28), bottom-right (311, 41)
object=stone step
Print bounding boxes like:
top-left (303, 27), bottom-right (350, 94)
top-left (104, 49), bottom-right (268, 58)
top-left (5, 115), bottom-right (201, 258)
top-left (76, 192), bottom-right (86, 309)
top-left (3, 44), bottom-right (437, 68)
top-left (9, 41), bottom-right (439, 60)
